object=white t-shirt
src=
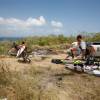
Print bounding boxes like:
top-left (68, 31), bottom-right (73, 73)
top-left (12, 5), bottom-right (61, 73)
top-left (80, 41), bottom-right (86, 50)
top-left (17, 46), bottom-right (26, 57)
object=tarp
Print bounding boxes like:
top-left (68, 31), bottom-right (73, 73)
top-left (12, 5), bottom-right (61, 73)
top-left (65, 64), bottom-right (100, 76)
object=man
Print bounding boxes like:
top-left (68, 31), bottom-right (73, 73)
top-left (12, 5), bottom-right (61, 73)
top-left (16, 41), bottom-right (26, 57)
top-left (65, 35), bottom-right (86, 60)
top-left (76, 35), bottom-right (86, 59)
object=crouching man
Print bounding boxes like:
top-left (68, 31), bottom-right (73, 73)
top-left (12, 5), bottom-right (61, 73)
top-left (76, 35), bottom-right (86, 60)
top-left (16, 41), bottom-right (26, 57)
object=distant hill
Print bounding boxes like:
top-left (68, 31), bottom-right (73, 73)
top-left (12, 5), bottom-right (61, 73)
top-left (0, 37), bottom-right (22, 41)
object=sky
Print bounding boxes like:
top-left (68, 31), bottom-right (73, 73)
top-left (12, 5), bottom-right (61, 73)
top-left (0, 0), bottom-right (100, 37)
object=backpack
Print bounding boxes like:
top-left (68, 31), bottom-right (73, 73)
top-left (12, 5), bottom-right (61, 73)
top-left (51, 59), bottom-right (63, 64)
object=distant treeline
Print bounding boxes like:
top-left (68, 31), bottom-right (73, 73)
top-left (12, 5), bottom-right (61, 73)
top-left (85, 33), bottom-right (100, 42)
top-left (19, 33), bottom-right (100, 48)
top-left (0, 33), bottom-right (100, 55)
top-left (21, 34), bottom-right (75, 46)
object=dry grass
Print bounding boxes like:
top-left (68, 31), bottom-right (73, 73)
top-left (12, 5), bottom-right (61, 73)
top-left (0, 57), bottom-right (100, 100)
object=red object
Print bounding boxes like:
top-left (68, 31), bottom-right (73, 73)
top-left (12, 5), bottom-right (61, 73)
top-left (71, 48), bottom-right (77, 51)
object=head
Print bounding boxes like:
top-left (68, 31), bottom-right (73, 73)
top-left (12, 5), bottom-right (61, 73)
top-left (77, 35), bottom-right (83, 42)
top-left (22, 41), bottom-right (25, 45)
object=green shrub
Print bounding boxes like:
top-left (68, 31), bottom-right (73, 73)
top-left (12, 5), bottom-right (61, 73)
top-left (0, 33), bottom-right (100, 55)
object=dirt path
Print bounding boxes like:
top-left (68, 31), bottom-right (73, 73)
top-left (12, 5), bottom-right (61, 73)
top-left (0, 54), bottom-right (66, 72)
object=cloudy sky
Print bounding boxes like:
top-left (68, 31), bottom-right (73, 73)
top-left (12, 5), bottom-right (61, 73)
top-left (0, 0), bottom-right (100, 37)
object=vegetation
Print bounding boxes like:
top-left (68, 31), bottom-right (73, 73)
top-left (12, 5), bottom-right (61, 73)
top-left (0, 41), bottom-right (12, 55)
top-left (85, 33), bottom-right (100, 42)
top-left (0, 32), bottom-right (100, 100)
top-left (0, 33), bottom-right (100, 55)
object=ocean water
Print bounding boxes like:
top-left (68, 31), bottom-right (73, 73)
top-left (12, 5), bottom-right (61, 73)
top-left (0, 37), bottom-right (22, 41)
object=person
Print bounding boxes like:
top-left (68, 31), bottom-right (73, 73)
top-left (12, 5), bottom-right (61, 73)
top-left (65, 35), bottom-right (86, 60)
top-left (8, 42), bottom-right (19, 56)
top-left (65, 42), bottom-right (79, 59)
top-left (16, 41), bottom-right (26, 57)
top-left (76, 35), bottom-right (86, 59)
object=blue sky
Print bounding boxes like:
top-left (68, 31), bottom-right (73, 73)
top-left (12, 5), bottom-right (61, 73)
top-left (0, 0), bottom-right (100, 37)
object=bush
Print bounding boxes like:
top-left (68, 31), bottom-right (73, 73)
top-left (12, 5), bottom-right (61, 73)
top-left (0, 33), bottom-right (100, 55)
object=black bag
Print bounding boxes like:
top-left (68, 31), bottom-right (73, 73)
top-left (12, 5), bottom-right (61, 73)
top-left (85, 56), bottom-right (95, 65)
top-left (51, 59), bottom-right (63, 64)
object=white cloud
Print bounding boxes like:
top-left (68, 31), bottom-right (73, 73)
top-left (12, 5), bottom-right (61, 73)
top-left (0, 16), bottom-right (46, 28)
top-left (26, 16), bottom-right (46, 26)
top-left (0, 16), bottom-right (64, 36)
top-left (51, 21), bottom-right (63, 28)
top-left (0, 17), bottom-right (4, 21)
top-left (53, 28), bottom-right (60, 32)
top-left (0, 16), bottom-right (46, 36)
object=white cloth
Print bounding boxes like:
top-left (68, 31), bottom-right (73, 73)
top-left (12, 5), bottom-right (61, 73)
top-left (72, 42), bottom-right (78, 47)
top-left (17, 46), bottom-right (25, 57)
